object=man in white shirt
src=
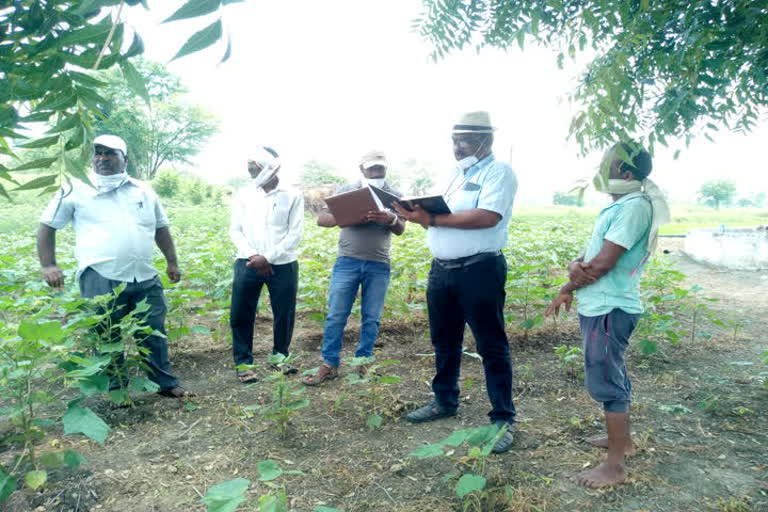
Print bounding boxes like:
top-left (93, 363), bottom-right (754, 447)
top-left (229, 147), bottom-right (304, 383)
top-left (37, 134), bottom-right (190, 399)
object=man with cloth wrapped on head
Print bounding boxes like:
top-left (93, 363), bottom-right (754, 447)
top-left (394, 111), bottom-right (518, 454)
top-left (229, 147), bottom-right (304, 383)
top-left (37, 134), bottom-right (191, 399)
top-left (545, 141), bottom-right (670, 488)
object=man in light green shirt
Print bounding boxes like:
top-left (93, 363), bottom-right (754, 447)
top-left (546, 141), bottom-right (668, 489)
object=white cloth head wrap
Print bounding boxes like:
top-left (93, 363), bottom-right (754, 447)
top-left (247, 147), bottom-right (281, 188)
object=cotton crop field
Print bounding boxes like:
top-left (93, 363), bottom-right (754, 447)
top-left (1, 202), bottom-right (766, 512)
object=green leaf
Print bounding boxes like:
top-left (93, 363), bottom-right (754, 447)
top-left (13, 175), bottom-right (57, 191)
top-left (220, 34), bottom-right (232, 63)
top-left (63, 406), bottom-right (110, 444)
top-left (408, 444), bottom-right (444, 458)
top-left (0, 467), bottom-right (17, 504)
top-left (120, 60), bottom-right (150, 104)
top-left (200, 477), bottom-right (250, 512)
top-left (130, 377), bottom-right (160, 393)
top-left (256, 460), bottom-right (283, 481)
top-left (164, 0), bottom-right (222, 23)
top-left (58, 17), bottom-right (112, 46)
top-left (191, 325), bottom-right (212, 334)
top-left (63, 449), bottom-right (87, 469)
top-left (40, 452), bottom-right (65, 469)
top-left (11, 157), bottom-right (58, 172)
top-left (18, 320), bottom-right (66, 342)
top-left (455, 473), bottom-right (486, 498)
top-left (377, 376), bottom-right (401, 384)
top-left (441, 429), bottom-right (471, 447)
top-left (465, 425), bottom-right (498, 446)
top-left (311, 507), bottom-right (344, 512)
top-left (17, 135), bottom-right (60, 149)
top-left (171, 19), bottom-right (223, 61)
top-left (68, 71), bottom-right (108, 88)
top-left (124, 32), bottom-right (145, 59)
top-left (24, 470), bottom-right (47, 490)
top-left (366, 413), bottom-right (382, 430)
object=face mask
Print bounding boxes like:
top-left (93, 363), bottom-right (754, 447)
top-left (94, 171), bottom-right (128, 193)
top-left (456, 155), bottom-right (479, 171)
top-left (364, 177), bottom-right (385, 188)
top-left (251, 164), bottom-right (279, 189)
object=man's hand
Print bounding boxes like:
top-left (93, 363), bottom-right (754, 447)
top-left (393, 203), bottom-right (430, 228)
top-left (568, 261), bottom-right (597, 287)
top-left (247, 255), bottom-right (274, 276)
top-left (166, 262), bottom-right (182, 283)
top-left (545, 288), bottom-right (574, 317)
top-left (42, 264), bottom-right (64, 288)
top-left (366, 209), bottom-right (396, 225)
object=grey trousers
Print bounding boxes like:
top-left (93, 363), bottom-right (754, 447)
top-left (579, 308), bottom-right (639, 413)
top-left (79, 267), bottom-right (179, 390)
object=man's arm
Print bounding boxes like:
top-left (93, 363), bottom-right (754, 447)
top-left (365, 209), bottom-right (406, 235)
top-left (545, 241), bottom-right (626, 316)
top-left (316, 209), bottom-right (337, 228)
top-left (155, 227), bottom-right (181, 283)
top-left (393, 204), bottom-right (500, 229)
top-left (37, 223), bottom-right (64, 288)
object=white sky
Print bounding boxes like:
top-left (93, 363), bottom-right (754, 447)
top-left (125, 0), bottom-right (768, 204)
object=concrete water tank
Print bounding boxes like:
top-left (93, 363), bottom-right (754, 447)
top-left (683, 225), bottom-right (768, 270)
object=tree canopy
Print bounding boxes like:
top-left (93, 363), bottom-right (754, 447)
top-left (416, 0), bottom-right (768, 154)
top-left (94, 60), bottom-right (218, 180)
top-left (0, 0), bottom-right (240, 199)
top-left (698, 179), bottom-right (737, 209)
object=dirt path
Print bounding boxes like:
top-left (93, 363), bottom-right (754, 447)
top-left (15, 245), bottom-right (768, 512)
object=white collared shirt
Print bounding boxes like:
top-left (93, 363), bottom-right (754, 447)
top-left (229, 182), bottom-right (304, 264)
top-left (40, 177), bottom-right (170, 282)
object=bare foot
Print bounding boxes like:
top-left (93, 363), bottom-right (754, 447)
top-left (587, 436), bottom-right (637, 456)
top-left (575, 462), bottom-right (627, 488)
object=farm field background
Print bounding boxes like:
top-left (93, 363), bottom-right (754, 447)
top-left (1, 199), bottom-right (767, 512)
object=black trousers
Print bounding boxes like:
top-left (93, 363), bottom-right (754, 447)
top-left (426, 254), bottom-right (516, 423)
top-left (230, 259), bottom-right (298, 367)
top-left (79, 267), bottom-right (179, 391)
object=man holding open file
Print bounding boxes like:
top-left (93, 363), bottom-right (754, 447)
top-left (395, 111), bottom-right (518, 454)
top-left (303, 150), bottom-right (405, 385)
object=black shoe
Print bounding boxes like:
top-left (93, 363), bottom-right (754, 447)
top-left (405, 401), bottom-right (457, 423)
top-left (491, 421), bottom-right (514, 454)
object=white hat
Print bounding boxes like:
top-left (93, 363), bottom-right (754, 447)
top-left (94, 134), bottom-right (127, 155)
top-left (360, 150), bottom-right (387, 170)
top-left (452, 111), bottom-right (496, 133)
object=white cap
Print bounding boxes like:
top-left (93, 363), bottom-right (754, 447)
top-left (94, 134), bottom-right (127, 155)
top-left (360, 150), bottom-right (388, 170)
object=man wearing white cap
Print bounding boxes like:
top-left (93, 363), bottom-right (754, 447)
top-left (395, 112), bottom-right (517, 453)
top-left (229, 147), bottom-right (304, 383)
top-left (37, 134), bottom-right (190, 399)
top-left (303, 150), bottom-right (405, 385)
top-left (545, 141), bottom-right (669, 488)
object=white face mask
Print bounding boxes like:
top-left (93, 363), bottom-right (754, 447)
top-left (364, 177), bottom-right (385, 188)
top-left (456, 155), bottom-right (479, 171)
top-left (251, 164), bottom-right (279, 189)
top-left (94, 171), bottom-right (128, 193)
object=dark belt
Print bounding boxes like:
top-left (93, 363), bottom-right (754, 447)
top-left (434, 251), bottom-right (502, 270)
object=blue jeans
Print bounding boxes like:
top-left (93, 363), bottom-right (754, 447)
top-left (321, 257), bottom-right (391, 367)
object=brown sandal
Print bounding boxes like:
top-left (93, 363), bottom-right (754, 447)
top-left (237, 370), bottom-right (259, 384)
top-left (302, 363), bottom-right (338, 386)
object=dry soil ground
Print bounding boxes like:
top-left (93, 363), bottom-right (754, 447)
top-left (7, 240), bottom-right (768, 512)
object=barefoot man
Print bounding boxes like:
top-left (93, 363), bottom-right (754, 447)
top-left (545, 142), bottom-right (669, 487)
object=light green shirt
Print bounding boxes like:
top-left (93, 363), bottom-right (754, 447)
top-left (576, 192), bottom-right (652, 317)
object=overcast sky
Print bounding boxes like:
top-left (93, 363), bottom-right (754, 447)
top-left (125, 0), bottom-right (768, 204)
